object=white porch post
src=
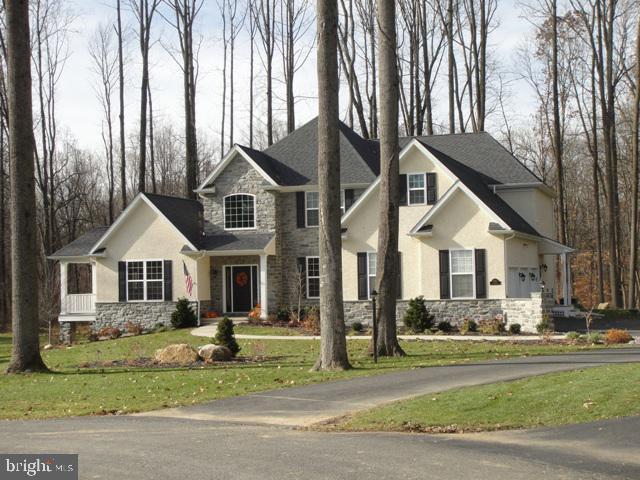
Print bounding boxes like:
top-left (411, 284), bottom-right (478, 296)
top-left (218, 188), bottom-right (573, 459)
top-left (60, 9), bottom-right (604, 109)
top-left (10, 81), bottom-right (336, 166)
top-left (60, 261), bottom-right (68, 314)
top-left (259, 254), bottom-right (268, 320)
top-left (561, 253), bottom-right (572, 306)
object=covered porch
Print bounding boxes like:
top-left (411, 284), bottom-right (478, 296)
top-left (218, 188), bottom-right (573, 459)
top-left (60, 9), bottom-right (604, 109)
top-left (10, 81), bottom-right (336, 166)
top-left (58, 258), bottom-right (97, 322)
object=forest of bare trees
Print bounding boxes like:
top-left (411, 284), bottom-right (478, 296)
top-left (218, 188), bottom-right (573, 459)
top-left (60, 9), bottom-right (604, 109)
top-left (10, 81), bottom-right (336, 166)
top-left (0, 0), bottom-right (639, 333)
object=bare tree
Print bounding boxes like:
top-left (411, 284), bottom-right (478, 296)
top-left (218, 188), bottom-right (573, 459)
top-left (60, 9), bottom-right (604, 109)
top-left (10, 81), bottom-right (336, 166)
top-left (162, 0), bottom-right (202, 198)
top-left (89, 24), bottom-right (118, 223)
top-left (6, 0), bottom-right (48, 373)
top-left (628, 12), bottom-right (640, 308)
top-left (313, 0), bottom-right (350, 371)
top-left (130, 0), bottom-right (160, 193)
top-left (375, 0), bottom-right (404, 356)
top-left (254, 0), bottom-right (276, 145)
top-left (278, 0), bottom-right (313, 133)
top-left (116, 0), bottom-right (127, 208)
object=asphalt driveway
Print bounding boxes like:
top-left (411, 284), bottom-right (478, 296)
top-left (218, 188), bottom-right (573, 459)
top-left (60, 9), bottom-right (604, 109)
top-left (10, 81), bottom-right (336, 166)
top-left (2, 348), bottom-right (639, 479)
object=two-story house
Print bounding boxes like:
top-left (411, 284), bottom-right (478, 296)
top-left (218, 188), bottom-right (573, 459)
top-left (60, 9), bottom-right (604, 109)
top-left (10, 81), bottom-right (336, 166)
top-left (50, 118), bottom-right (572, 339)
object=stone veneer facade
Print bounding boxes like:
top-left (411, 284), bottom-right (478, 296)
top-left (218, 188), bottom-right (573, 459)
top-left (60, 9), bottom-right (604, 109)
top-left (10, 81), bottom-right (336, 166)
top-left (342, 291), bottom-right (554, 333)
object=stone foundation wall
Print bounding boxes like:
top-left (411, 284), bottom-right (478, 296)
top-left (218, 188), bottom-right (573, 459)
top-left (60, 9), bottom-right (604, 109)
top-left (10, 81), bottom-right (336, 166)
top-left (93, 301), bottom-right (196, 332)
top-left (344, 292), bottom-right (552, 333)
top-left (59, 322), bottom-right (75, 344)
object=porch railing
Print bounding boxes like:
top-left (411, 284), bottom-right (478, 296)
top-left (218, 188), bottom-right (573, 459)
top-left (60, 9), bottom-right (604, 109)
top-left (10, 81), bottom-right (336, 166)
top-left (65, 294), bottom-right (96, 314)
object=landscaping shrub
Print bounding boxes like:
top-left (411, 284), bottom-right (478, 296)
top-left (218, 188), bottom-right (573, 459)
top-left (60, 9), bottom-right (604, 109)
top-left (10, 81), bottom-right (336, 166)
top-left (276, 308), bottom-right (291, 324)
top-left (248, 304), bottom-right (261, 321)
top-left (587, 332), bottom-right (602, 344)
top-left (536, 316), bottom-right (554, 335)
top-left (302, 306), bottom-right (320, 334)
top-left (459, 318), bottom-right (477, 335)
top-left (437, 320), bottom-right (453, 333)
top-left (403, 296), bottom-right (434, 333)
top-left (605, 329), bottom-right (633, 345)
top-left (97, 327), bottom-right (121, 339)
top-left (508, 323), bottom-right (522, 335)
top-left (477, 317), bottom-right (506, 335)
top-left (565, 331), bottom-right (581, 341)
top-left (352, 321), bottom-right (364, 333)
top-left (171, 298), bottom-right (198, 329)
top-left (125, 321), bottom-right (144, 336)
top-left (214, 317), bottom-right (240, 356)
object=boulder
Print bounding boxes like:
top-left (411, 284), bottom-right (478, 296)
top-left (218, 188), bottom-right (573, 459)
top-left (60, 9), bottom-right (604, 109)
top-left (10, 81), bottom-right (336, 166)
top-left (198, 344), bottom-right (233, 361)
top-left (596, 302), bottom-right (609, 310)
top-left (154, 344), bottom-right (199, 364)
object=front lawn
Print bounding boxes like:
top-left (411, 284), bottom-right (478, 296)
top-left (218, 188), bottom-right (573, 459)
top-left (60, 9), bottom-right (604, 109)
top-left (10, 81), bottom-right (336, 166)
top-left (329, 363), bottom-right (640, 433)
top-left (0, 330), bottom-right (617, 420)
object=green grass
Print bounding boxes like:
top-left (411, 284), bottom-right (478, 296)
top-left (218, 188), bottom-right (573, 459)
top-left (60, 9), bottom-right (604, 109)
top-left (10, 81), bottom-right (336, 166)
top-left (233, 324), bottom-right (307, 336)
top-left (331, 363), bottom-right (640, 433)
top-left (0, 330), bottom-right (616, 420)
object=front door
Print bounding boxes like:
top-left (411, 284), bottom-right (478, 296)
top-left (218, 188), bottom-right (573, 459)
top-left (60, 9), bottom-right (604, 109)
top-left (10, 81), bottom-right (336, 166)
top-left (225, 265), bottom-right (258, 313)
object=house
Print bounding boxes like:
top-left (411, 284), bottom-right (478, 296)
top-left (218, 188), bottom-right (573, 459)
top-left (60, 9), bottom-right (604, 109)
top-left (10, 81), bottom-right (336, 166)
top-left (50, 118), bottom-right (572, 340)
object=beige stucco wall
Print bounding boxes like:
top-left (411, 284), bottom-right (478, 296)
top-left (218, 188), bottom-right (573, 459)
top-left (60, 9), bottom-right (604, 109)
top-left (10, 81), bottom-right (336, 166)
top-left (94, 199), bottom-right (201, 302)
top-left (496, 187), bottom-right (556, 239)
top-left (342, 144), bottom-right (508, 300)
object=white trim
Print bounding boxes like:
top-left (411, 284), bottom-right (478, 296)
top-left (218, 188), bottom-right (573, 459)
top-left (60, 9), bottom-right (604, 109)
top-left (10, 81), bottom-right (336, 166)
top-left (305, 256), bottom-right (320, 299)
top-left (449, 249), bottom-right (476, 299)
top-left (264, 183), bottom-right (369, 193)
top-left (223, 264), bottom-right (259, 313)
top-left (407, 172), bottom-right (427, 206)
top-left (259, 254), bottom-right (268, 320)
top-left (196, 145), bottom-right (279, 192)
top-left (125, 259), bottom-right (165, 302)
top-left (90, 194), bottom-right (199, 254)
top-left (491, 182), bottom-right (556, 197)
top-left (223, 193), bottom-right (257, 231)
top-left (342, 139), bottom-right (456, 225)
top-left (366, 251), bottom-right (377, 299)
top-left (489, 228), bottom-right (574, 254)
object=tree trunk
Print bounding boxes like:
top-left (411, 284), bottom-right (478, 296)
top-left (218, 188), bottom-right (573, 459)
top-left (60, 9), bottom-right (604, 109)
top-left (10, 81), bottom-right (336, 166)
top-left (148, 82), bottom-right (157, 193)
top-left (628, 14), bottom-right (640, 308)
top-left (6, 0), bottom-right (48, 373)
top-left (117, 0), bottom-right (127, 209)
top-left (446, 0), bottom-right (455, 133)
top-left (313, 0), bottom-right (350, 371)
top-left (0, 118), bottom-right (6, 332)
top-left (375, 0), bottom-right (405, 357)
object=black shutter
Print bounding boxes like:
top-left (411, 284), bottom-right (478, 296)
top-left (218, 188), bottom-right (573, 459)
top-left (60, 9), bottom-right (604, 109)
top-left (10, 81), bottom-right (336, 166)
top-left (475, 249), bottom-right (487, 299)
top-left (164, 260), bottom-right (173, 300)
top-left (397, 252), bottom-right (402, 299)
top-left (118, 261), bottom-right (127, 302)
top-left (296, 192), bottom-right (306, 228)
top-left (427, 173), bottom-right (437, 205)
top-left (344, 189), bottom-right (355, 211)
top-left (357, 252), bottom-right (368, 300)
top-left (297, 257), bottom-right (307, 298)
top-left (398, 174), bottom-right (407, 206)
top-left (439, 250), bottom-right (450, 299)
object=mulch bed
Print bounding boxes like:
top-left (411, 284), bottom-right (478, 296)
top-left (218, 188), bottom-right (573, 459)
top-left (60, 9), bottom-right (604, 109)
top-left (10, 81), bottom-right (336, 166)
top-left (77, 356), bottom-right (271, 370)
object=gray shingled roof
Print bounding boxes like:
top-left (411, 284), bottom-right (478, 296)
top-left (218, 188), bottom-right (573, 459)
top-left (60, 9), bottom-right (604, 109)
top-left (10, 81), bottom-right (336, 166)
top-left (143, 193), bottom-right (204, 248)
top-left (422, 143), bottom-right (540, 236)
top-left (401, 132), bottom-right (541, 185)
top-left (258, 117), bottom-right (379, 186)
top-left (49, 226), bottom-right (108, 258)
top-left (200, 233), bottom-right (274, 251)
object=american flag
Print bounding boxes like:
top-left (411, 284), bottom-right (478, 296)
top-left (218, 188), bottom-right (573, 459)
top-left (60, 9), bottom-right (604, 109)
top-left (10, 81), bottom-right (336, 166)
top-left (183, 261), bottom-right (194, 297)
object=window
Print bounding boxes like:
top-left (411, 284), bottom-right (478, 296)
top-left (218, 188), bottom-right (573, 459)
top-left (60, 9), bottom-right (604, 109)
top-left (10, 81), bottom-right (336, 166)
top-left (306, 257), bottom-right (320, 298)
top-left (305, 192), bottom-right (319, 227)
top-left (127, 260), bottom-right (164, 301)
top-left (224, 194), bottom-right (256, 230)
top-left (450, 250), bottom-right (474, 298)
top-left (367, 252), bottom-right (377, 299)
top-left (408, 173), bottom-right (426, 205)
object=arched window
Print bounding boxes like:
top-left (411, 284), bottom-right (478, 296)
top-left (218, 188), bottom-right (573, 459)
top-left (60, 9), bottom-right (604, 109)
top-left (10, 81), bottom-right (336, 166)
top-left (224, 194), bottom-right (256, 230)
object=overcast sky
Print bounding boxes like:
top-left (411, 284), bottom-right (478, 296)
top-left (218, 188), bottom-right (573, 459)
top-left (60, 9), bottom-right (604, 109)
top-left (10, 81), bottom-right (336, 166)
top-left (55, 0), bottom-right (537, 153)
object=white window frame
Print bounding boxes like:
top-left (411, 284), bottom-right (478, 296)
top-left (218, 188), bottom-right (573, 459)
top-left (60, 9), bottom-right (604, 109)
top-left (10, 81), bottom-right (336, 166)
top-left (305, 191), bottom-right (319, 227)
top-left (340, 189), bottom-right (346, 215)
top-left (126, 259), bottom-right (164, 302)
top-left (366, 252), bottom-right (377, 299)
top-left (407, 173), bottom-right (427, 206)
top-left (305, 256), bottom-right (320, 299)
top-left (449, 249), bottom-right (475, 299)
top-left (223, 193), bottom-right (257, 231)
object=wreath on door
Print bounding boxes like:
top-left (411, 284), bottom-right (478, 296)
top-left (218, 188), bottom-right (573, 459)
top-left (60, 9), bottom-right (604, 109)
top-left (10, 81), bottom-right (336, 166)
top-left (235, 271), bottom-right (249, 287)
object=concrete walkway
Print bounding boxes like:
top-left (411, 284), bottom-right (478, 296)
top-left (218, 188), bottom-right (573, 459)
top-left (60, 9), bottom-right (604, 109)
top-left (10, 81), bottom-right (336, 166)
top-left (191, 324), bottom-right (566, 341)
top-left (140, 347), bottom-right (640, 427)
